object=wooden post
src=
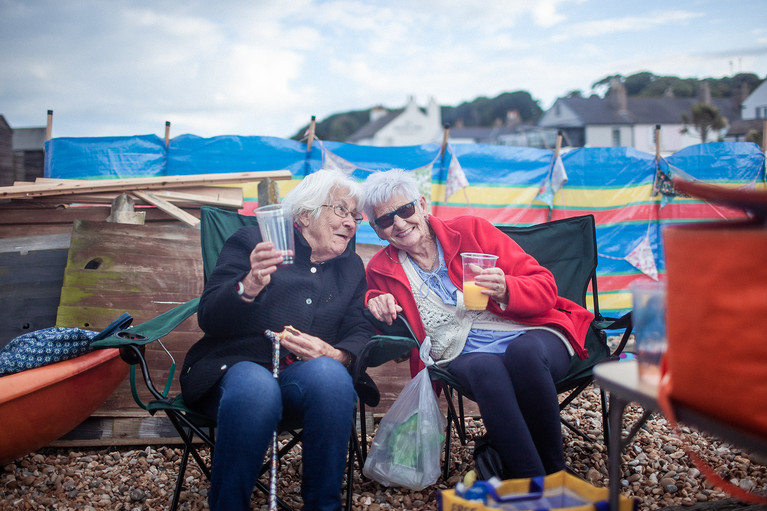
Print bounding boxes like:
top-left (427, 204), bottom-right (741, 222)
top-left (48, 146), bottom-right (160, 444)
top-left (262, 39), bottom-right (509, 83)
top-left (45, 110), bottom-right (53, 141)
top-left (555, 130), bottom-right (563, 159)
top-left (762, 120), bottom-right (767, 152)
top-left (655, 124), bottom-right (661, 161)
top-left (306, 116), bottom-right (316, 152)
top-left (258, 179), bottom-right (279, 206)
top-left (440, 123), bottom-right (450, 160)
top-left (164, 121), bottom-right (171, 147)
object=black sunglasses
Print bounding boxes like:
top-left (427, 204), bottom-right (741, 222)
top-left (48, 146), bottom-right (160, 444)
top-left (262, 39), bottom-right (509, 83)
top-left (373, 200), bottom-right (418, 229)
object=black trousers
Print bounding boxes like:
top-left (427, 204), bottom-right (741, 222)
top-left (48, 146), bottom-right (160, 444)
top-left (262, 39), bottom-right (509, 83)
top-left (447, 329), bottom-right (570, 477)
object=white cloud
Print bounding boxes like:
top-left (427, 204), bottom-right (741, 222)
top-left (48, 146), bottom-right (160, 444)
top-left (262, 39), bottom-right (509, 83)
top-left (1, 0), bottom-right (765, 138)
top-left (550, 9), bottom-right (704, 41)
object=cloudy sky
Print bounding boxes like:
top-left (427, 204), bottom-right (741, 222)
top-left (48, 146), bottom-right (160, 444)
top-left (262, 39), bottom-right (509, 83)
top-left (1, 0), bottom-right (765, 140)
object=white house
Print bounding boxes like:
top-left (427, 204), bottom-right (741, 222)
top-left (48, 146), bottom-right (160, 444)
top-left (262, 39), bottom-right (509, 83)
top-left (726, 80), bottom-right (767, 142)
top-left (741, 80), bottom-right (767, 120)
top-left (537, 81), bottom-right (742, 152)
top-left (347, 96), bottom-right (442, 146)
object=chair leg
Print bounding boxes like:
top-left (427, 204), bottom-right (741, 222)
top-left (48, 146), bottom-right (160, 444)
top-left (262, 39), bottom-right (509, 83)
top-left (457, 393), bottom-right (467, 445)
top-left (359, 401), bottom-right (368, 462)
top-left (600, 387), bottom-right (610, 445)
top-left (345, 429), bottom-right (356, 511)
top-left (170, 441), bottom-right (192, 511)
top-left (443, 414), bottom-right (452, 481)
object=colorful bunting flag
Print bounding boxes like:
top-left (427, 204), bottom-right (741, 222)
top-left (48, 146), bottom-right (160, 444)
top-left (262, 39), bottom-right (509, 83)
top-left (320, 143), bottom-right (358, 175)
top-left (653, 158), bottom-right (691, 207)
top-left (411, 163), bottom-right (434, 213)
top-left (624, 234), bottom-right (658, 280)
top-left (534, 155), bottom-right (568, 217)
top-left (445, 148), bottom-right (469, 202)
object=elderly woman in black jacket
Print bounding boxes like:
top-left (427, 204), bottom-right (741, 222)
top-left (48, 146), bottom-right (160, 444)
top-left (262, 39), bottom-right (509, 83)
top-left (180, 169), bottom-right (372, 511)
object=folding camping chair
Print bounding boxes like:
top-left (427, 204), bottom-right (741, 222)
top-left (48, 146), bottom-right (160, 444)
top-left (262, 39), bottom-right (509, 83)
top-left (364, 214), bottom-right (633, 480)
top-left (91, 206), bottom-right (369, 511)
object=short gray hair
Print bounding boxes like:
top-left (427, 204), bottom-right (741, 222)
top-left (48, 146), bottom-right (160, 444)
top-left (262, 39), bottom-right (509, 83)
top-left (282, 168), bottom-right (364, 222)
top-left (362, 169), bottom-right (421, 220)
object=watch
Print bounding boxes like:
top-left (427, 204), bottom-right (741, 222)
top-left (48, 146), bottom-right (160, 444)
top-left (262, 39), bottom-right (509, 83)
top-left (236, 281), bottom-right (256, 301)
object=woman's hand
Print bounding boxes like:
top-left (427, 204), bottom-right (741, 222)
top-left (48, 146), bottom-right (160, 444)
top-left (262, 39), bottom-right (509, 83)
top-left (240, 241), bottom-right (284, 299)
top-left (367, 293), bottom-right (402, 325)
top-left (279, 329), bottom-right (348, 365)
top-left (474, 267), bottom-right (509, 305)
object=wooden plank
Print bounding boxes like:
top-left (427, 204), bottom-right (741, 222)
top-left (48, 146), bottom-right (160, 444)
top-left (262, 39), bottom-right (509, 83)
top-left (0, 234), bottom-right (70, 347)
top-left (26, 183), bottom-right (244, 208)
top-left (0, 233), bottom-right (71, 253)
top-left (149, 187), bottom-right (243, 208)
top-left (132, 191), bottom-right (201, 226)
top-left (1, 170), bottom-right (291, 199)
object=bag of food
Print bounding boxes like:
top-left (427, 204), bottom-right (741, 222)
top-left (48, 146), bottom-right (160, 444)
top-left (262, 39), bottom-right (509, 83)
top-left (362, 336), bottom-right (445, 490)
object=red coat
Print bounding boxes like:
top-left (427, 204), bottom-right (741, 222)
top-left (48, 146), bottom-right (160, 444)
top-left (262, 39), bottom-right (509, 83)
top-left (365, 215), bottom-right (594, 377)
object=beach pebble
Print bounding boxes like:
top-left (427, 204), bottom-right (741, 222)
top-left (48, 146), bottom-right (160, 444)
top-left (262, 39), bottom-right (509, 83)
top-left (1, 376), bottom-right (763, 511)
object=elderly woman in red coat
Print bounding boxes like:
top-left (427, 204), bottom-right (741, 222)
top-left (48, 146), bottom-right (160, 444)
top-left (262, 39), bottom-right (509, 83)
top-left (362, 168), bottom-right (593, 478)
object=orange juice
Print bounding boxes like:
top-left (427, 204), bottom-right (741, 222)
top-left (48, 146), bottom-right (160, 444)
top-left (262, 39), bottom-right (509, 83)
top-left (463, 281), bottom-right (489, 310)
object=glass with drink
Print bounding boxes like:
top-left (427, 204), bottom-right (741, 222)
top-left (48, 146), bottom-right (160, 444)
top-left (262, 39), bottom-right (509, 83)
top-left (460, 253), bottom-right (499, 310)
top-left (631, 280), bottom-right (667, 385)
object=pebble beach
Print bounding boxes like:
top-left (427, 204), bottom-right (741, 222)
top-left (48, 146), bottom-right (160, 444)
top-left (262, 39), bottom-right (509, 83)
top-left (2, 384), bottom-right (766, 511)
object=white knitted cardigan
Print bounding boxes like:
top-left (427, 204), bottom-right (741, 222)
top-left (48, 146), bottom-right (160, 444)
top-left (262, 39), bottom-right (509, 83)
top-left (400, 251), bottom-right (571, 365)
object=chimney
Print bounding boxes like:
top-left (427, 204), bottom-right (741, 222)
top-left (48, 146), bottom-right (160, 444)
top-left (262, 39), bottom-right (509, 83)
top-left (370, 105), bottom-right (387, 123)
top-left (506, 110), bottom-right (520, 126)
top-left (608, 79), bottom-right (628, 114)
top-left (699, 80), bottom-right (712, 105)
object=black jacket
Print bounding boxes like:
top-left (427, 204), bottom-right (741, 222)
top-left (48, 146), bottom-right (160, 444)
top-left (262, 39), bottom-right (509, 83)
top-left (180, 224), bottom-right (372, 405)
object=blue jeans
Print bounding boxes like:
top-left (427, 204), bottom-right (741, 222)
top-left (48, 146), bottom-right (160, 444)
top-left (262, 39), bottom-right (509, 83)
top-left (197, 358), bottom-right (357, 511)
top-left (447, 329), bottom-right (570, 477)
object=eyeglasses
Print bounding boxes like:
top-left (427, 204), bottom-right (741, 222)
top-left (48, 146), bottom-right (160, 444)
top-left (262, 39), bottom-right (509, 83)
top-left (321, 204), bottom-right (363, 224)
top-left (373, 200), bottom-right (418, 229)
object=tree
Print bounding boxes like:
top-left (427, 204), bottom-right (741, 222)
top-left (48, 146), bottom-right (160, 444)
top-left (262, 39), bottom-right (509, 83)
top-left (623, 72), bottom-right (654, 95)
top-left (746, 128), bottom-right (763, 146)
top-left (681, 103), bottom-right (728, 143)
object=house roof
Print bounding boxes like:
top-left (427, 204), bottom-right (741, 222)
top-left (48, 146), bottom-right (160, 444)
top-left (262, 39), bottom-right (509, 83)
top-left (727, 119), bottom-right (765, 137)
top-left (547, 96), bottom-right (742, 126)
top-left (12, 127), bottom-right (46, 151)
top-left (450, 124), bottom-right (532, 142)
top-left (347, 109), bottom-right (402, 142)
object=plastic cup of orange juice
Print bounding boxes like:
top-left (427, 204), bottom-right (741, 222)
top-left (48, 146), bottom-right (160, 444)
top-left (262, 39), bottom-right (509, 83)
top-left (461, 253), bottom-right (499, 310)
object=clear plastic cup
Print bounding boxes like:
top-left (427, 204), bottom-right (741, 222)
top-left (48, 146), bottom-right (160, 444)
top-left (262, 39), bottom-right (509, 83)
top-left (460, 253), bottom-right (499, 310)
top-left (255, 204), bottom-right (295, 265)
top-left (631, 280), bottom-right (667, 385)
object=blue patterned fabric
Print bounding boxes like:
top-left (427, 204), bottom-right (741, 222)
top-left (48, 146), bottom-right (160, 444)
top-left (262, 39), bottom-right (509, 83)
top-left (0, 327), bottom-right (97, 376)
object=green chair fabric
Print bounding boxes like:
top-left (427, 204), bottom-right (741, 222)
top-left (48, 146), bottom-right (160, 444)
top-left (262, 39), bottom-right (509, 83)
top-left (363, 214), bottom-right (633, 479)
top-left (91, 206), bottom-right (362, 511)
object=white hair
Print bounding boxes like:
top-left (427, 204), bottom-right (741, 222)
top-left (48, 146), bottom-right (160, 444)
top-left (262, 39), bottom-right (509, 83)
top-left (361, 169), bottom-right (421, 220)
top-left (282, 168), bottom-right (364, 221)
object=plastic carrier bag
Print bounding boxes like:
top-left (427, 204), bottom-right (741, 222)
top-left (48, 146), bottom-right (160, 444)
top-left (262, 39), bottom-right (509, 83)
top-left (362, 336), bottom-right (446, 490)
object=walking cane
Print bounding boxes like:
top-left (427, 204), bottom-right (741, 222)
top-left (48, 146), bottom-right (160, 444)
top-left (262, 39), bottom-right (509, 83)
top-left (265, 330), bottom-right (281, 511)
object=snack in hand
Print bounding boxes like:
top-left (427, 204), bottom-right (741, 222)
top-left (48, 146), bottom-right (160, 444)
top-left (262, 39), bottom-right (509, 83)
top-left (278, 325), bottom-right (301, 339)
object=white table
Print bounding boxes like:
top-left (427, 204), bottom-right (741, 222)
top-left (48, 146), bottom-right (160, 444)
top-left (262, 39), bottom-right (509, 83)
top-left (593, 359), bottom-right (767, 511)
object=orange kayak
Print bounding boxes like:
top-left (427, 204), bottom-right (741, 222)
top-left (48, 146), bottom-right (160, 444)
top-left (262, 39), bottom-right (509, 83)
top-left (0, 349), bottom-right (128, 465)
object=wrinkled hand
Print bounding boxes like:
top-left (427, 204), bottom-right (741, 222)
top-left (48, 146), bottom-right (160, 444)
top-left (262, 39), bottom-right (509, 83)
top-left (474, 267), bottom-right (509, 304)
top-left (241, 242), bottom-right (284, 299)
top-left (367, 293), bottom-right (402, 326)
top-left (278, 328), bottom-right (337, 362)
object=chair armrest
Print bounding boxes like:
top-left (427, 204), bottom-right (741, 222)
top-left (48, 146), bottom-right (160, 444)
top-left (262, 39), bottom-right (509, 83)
top-left (90, 298), bottom-right (200, 349)
top-left (594, 310), bottom-right (632, 331)
top-left (594, 311), bottom-right (634, 358)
